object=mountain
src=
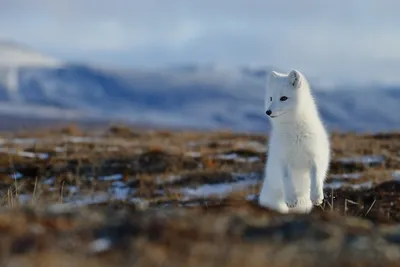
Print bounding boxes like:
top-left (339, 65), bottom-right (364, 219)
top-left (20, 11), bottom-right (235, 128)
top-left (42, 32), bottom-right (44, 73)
top-left (0, 41), bottom-right (60, 68)
top-left (0, 41), bottom-right (399, 133)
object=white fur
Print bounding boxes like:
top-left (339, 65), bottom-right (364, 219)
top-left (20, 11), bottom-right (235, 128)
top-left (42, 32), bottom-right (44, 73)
top-left (258, 69), bottom-right (330, 214)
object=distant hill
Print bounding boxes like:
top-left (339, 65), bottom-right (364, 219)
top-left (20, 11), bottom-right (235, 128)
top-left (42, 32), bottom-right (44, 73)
top-left (0, 40), bottom-right (399, 133)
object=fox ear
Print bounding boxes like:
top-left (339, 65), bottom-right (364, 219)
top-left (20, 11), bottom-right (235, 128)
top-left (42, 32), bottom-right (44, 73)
top-left (266, 70), bottom-right (278, 84)
top-left (271, 71), bottom-right (279, 76)
top-left (288, 69), bottom-right (302, 88)
top-left (268, 70), bottom-right (279, 79)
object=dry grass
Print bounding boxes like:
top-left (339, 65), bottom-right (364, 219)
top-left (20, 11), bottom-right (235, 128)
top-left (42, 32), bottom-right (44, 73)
top-left (0, 125), bottom-right (399, 266)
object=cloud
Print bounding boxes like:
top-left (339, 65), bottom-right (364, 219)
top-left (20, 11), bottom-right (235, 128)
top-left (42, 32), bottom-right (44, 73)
top-left (1, 0), bottom-right (400, 84)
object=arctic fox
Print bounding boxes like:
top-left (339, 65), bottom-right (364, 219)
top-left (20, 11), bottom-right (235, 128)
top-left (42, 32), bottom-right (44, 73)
top-left (258, 69), bottom-right (330, 213)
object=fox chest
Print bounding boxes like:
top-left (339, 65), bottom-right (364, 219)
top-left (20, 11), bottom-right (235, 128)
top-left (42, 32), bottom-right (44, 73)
top-left (270, 132), bottom-right (315, 167)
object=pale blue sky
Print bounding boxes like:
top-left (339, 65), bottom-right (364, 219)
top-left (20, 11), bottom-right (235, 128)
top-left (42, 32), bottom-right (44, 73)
top-left (1, 0), bottom-right (400, 84)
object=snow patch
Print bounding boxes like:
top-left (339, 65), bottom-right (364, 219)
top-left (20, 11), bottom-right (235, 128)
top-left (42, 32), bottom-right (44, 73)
top-left (98, 174), bottom-right (123, 181)
top-left (338, 155), bottom-right (385, 166)
top-left (180, 176), bottom-right (259, 198)
top-left (0, 147), bottom-right (48, 159)
top-left (42, 176), bottom-right (55, 185)
top-left (64, 136), bottom-right (103, 143)
top-left (330, 173), bottom-right (362, 180)
top-left (88, 238), bottom-right (112, 254)
top-left (9, 172), bottom-right (23, 180)
top-left (392, 170), bottom-right (400, 181)
top-left (214, 153), bottom-right (260, 163)
top-left (324, 181), bottom-right (373, 190)
top-left (108, 181), bottom-right (131, 200)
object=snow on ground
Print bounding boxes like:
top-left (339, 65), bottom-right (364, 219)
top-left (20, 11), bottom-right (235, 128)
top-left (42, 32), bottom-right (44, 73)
top-left (330, 173), bottom-right (363, 180)
top-left (213, 153), bottom-right (260, 163)
top-left (392, 170), bottom-right (400, 181)
top-left (179, 178), bottom-right (259, 198)
top-left (0, 134), bottom-right (391, 209)
top-left (0, 147), bottom-right (49, 159)
top-left (324, 181), bottom-right (373, 190)
top-left (338, 155), bottom-right (385, 166)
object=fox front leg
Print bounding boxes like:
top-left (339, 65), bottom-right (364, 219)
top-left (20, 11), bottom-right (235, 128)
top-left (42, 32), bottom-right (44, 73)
top-left (282, 163), bottom-right (298, 208)
top-left (310, 161), bottom-right (324, 206)
top-left (283, 163), bottom-right (313, 213)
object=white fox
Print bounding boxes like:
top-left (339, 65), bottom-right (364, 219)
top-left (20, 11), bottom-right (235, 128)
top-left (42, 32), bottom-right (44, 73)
top-left (258, 69), bottom-right (330, 213)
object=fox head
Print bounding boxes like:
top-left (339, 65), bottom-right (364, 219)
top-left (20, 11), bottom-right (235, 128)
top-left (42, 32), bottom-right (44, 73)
top-left (264, 69), bottom-right (308, 119)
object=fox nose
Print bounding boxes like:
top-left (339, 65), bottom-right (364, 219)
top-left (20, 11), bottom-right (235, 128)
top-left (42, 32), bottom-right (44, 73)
top-left (266, 110), bottom-right (272, 116)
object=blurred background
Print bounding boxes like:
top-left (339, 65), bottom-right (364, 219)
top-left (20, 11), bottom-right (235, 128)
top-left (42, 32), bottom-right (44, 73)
top-left (0, 0), bottom-right (399, 133)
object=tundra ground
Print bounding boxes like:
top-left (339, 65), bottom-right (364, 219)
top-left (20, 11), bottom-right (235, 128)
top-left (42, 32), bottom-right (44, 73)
top-left (0, 125), bottom-right (400, 266)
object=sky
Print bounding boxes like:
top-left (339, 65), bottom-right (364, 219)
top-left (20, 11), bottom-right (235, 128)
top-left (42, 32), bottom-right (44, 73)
top-left (1, 0), bottom-right (400, 85)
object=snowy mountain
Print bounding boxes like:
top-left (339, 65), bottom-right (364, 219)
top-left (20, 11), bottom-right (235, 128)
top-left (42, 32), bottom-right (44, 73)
top-left (0, 41), bottom-right (399, 133)
top-left (0, 41), bottom-right (61, 67)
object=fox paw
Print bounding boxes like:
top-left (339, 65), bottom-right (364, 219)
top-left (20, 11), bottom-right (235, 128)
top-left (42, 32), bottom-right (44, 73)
top-left (311, 190), bottom-right (324, 206)
top-left (259, 196), bottom-right (289, 214)
top-left (285, 195), bottom-right (312, 213)
top-left (285, 195), bottom-right (310, 207)
top-left (285, 197), bottom-right (298, 208)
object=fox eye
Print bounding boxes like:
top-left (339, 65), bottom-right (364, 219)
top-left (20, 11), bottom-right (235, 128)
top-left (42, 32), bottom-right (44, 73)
top-left (280, 96), bottom-right (288, 101)
top-left (270, 97), bottom-right (272, 101)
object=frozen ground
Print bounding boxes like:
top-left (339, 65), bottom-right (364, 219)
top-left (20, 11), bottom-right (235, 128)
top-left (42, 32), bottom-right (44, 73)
top-left (0, 127), bottom-right (400, 266)
top-left (0, 127), bottom-right (399, 219)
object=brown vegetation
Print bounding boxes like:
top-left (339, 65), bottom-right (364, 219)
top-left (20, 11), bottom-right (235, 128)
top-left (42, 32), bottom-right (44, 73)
top-left (0, 125), bottom-right (399, 266)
